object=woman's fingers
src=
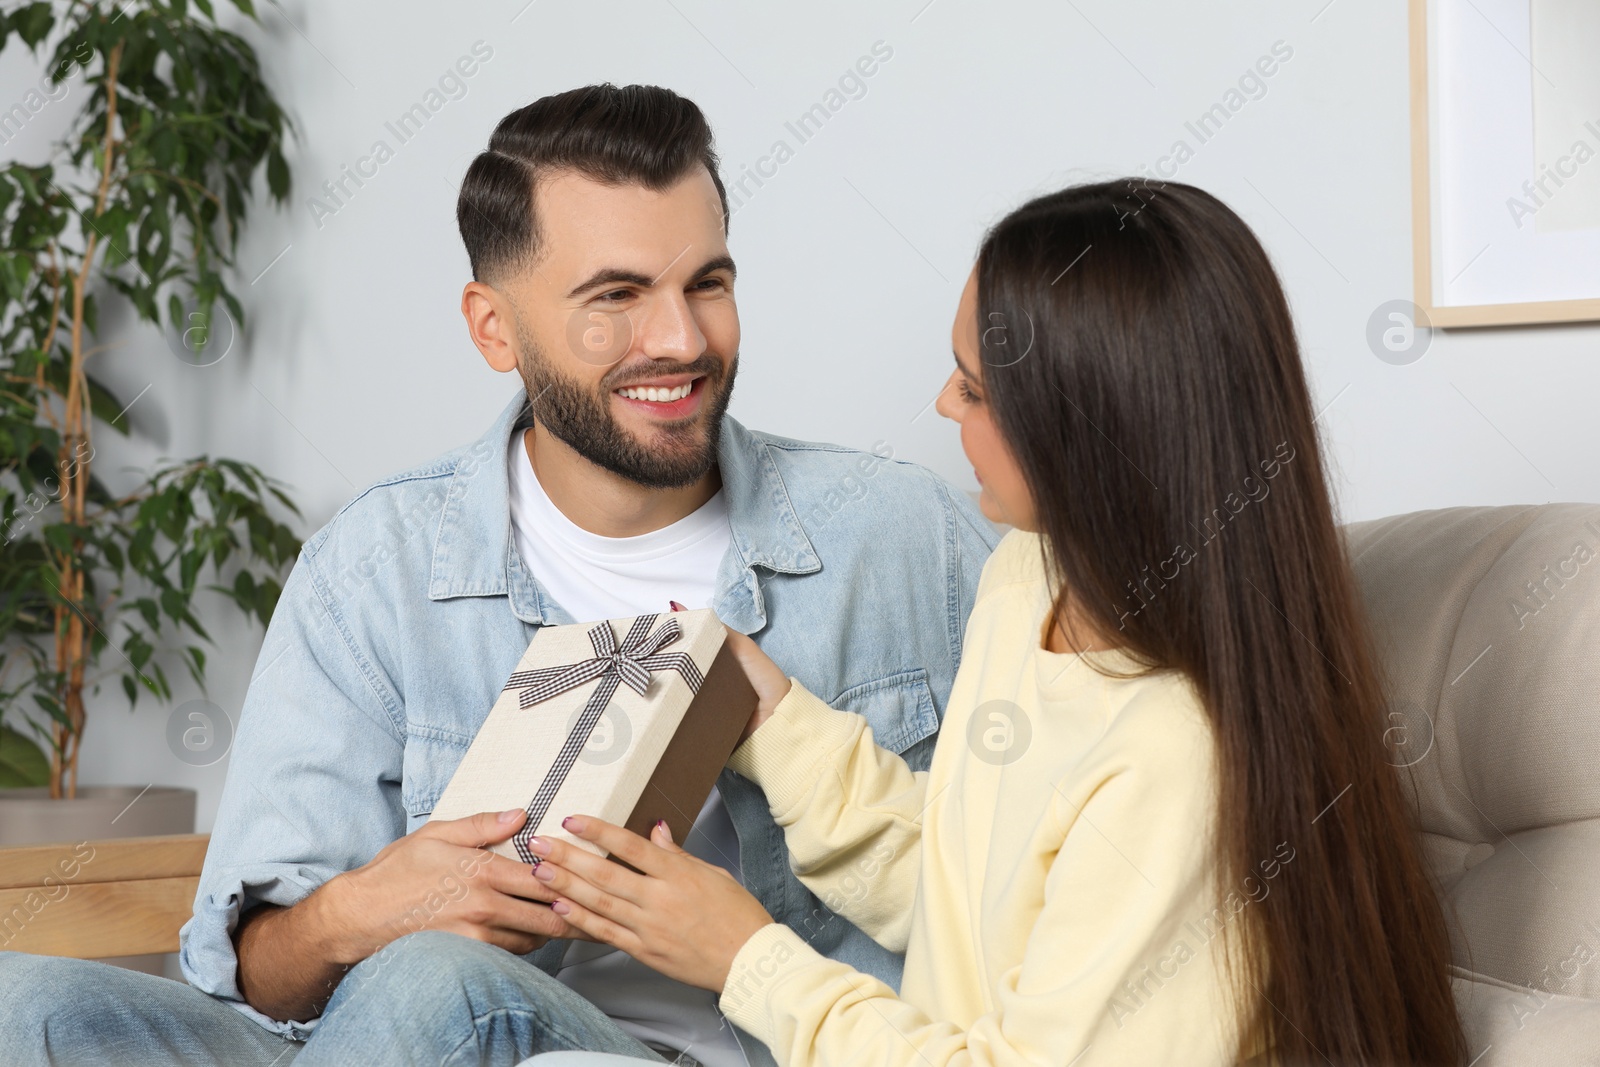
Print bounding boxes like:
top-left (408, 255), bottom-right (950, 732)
top-left (548, 894), bottom-right (644, 957)
top-left (718, 626), bottom-right (793, 716)
top-left (557, 815), bottom-right (670, 877)
top-left (650, 819), bottom-right (684, 853)
top-left (534, 859), bottom-right (646, 932)
top-left (529, 825), bottom-right (652, 901)
top-left (446, 847), bottom-right (602, 941)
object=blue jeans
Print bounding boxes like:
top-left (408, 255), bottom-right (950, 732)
top-left (0, 931), bottom-right (668, 1066)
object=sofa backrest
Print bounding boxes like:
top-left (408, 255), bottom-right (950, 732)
top-left (1343, 503), bottom-right (1600, 1003)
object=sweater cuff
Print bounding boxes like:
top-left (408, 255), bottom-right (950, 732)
top-left (718, 921), bottom-right (825, 1049)
top-left (726, 678), bottom-right (864, 816)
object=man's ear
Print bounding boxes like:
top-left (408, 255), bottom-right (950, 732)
top-left (462, 281), bottom-right (519, 373)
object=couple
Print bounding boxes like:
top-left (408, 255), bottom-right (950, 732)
top-left (0, 84), bottom-right (1466, 1067)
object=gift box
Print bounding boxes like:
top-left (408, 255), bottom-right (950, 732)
top-left (429, 609), bottom-right (757, 865)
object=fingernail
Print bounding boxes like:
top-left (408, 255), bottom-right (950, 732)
top-left (528, 836), bottom-right (550, 857)
top-left (533, 863), bottom-right (555, 882)
top-left (654, 819), bottom-right (667, 833)
top-left (499, 808), bottom-right (523, 823)
top-left (551, 900), bottom-right (571, 915)
top-left (669, 600), bottom-right (687, 612)
top-left (562, 815), bottom-right (583, 832)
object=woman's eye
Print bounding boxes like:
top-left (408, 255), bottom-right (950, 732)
top-left (957, 378), bottom-right (981, 403)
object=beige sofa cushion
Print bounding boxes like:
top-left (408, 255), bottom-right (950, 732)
top-left (1345, 504), bottom-right (1600, 1063)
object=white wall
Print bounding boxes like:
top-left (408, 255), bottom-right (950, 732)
top-left (3, 0), bottom-right (1597, 830)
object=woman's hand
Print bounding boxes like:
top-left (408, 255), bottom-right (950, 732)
top-left (528, 815), bottom-right (775, 993)
top-left (721, 626), bottom-right (791, 743)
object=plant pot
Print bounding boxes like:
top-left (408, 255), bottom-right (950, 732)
top-left (0, 785), bottom-right (197, 977)
top-left (0, 785), bottom-right (197, 847)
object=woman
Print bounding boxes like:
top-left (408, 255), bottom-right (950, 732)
top-left (520, 180), bottom-right (1468, 1066)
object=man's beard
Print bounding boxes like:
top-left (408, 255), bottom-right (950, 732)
top-left (514, 319), bottom-right (737, 490)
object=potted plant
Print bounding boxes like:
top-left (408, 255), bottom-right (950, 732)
top-left (0, 0), bottom-right (300, 852)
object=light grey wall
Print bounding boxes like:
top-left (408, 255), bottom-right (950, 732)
top-left (2, 0), bottom-right (1597, 830)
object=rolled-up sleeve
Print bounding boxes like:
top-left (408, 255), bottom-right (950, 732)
top-left (178, 548), bottom-right (406, 1039)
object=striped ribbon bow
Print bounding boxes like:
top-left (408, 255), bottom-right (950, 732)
top-left (502, 614), bottom-right (703, 864)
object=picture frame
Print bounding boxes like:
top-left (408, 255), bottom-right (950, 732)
top-left (1409, 0), bottom-right (1600, 327)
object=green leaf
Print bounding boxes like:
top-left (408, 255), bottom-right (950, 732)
top-left (266, 147), bottom-right (289, 199)
top-left (179, 546), bottom-right (202, 591)
top-left (12, 166), bottom-right (39, 203)
top-left (15, 3), bottom-right (54, 50)
top-left (85, 372), bottom-right (132, 434)
top-left (0, 723), bottom-right (51, 789)
top-left (183, 644), bottom-right (206, 685)
top-left (254, 574), bottom-right (281, 622)
top-left (42, 523), bottom-right (76, 554)
top-left (31, 692), bottom-right (71, 730)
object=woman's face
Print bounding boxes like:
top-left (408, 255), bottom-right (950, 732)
top-left (937, 268), bottom-right (1037, 530)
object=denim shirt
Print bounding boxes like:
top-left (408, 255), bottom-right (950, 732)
top-left (178, 389), bottom-right (999, 1066)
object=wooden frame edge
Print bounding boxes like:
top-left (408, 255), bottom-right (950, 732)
top-left (1426, 298), bottom-right (1600, 328)
top-left (1409, 0), bottom-right (1435, 323)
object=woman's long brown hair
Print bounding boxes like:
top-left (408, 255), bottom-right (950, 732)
top-left (976, 180), bottom-right (1465, 1066)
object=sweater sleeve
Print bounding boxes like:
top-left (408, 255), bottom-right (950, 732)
top-left (726, 678), bottom-right (927, 952)
top-left (719, 700), bottom-right (1237, 1067)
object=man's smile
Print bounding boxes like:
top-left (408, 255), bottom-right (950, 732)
top-left (611, 373), bottom-right (708, 421)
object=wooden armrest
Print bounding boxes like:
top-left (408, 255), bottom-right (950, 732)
top-left (0, 833), bottom-right (210, 959)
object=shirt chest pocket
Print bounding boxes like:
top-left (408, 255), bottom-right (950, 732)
top-left (400, 728), bottom-right (470, 833)
top-left (828, 667), bottom-right (941, 761)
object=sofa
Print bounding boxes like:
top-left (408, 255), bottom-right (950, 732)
top-left (1344, 503), bottom-right (1600, 1064)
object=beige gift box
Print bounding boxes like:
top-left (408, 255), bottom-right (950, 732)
top-left (429, 609), bottom-right (757, 865)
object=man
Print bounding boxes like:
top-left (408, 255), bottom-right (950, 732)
top-left (0, 84), bottom-right (997, 1066)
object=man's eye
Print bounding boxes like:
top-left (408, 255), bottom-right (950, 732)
top-left (692, 277), bottom-right (726, 292)
top-left (598, 289), bottom-right (631, 302)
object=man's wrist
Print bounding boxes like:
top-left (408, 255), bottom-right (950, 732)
top-left (306, 870), bottom-right (368, 967)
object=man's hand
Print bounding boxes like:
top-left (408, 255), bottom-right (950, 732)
top-left (326, 808), bottom-right (588, 965)
top-left (234, 807), bottom-right (587, 1024)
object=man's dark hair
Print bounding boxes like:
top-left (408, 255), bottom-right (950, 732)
top-left (457, 83), bottom-right (729, 286)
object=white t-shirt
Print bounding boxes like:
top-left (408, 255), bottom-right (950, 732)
top-left (506, 426), bottom-right (748, 1067)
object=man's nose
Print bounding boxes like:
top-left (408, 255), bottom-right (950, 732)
top-left (635, 292), bottom-right (706, 363)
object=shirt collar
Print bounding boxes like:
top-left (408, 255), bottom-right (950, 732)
top-left (428, 388), bottom-right (821, 624)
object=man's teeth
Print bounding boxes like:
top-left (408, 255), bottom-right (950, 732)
top-left (617, 383), bottom-right (693, 402)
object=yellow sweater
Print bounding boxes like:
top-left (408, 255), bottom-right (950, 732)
top-left (719, 529), bottom-right (1260, 1066)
